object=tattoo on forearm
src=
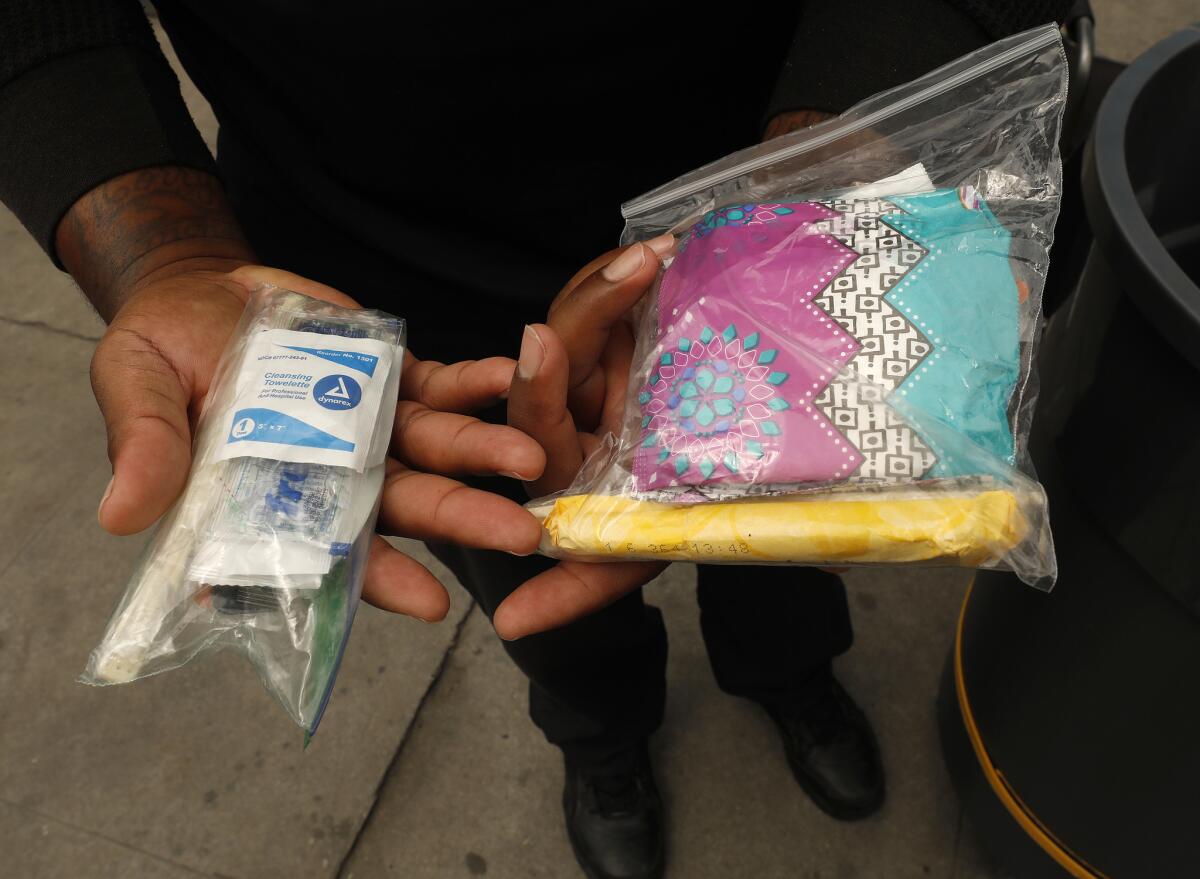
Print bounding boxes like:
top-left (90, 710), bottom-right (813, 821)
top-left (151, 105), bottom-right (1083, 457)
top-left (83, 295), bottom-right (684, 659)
top-left (56, 166), bottom-right (254, 319)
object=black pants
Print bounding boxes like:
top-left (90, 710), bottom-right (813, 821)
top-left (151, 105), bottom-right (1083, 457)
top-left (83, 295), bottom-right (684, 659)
top-left (225, 148), bottom-right (855, 773)
top-left (428, 477), bottom-right (854, 773)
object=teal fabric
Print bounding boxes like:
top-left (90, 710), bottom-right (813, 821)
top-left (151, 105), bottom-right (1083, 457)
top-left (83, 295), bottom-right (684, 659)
top-left (882, 189), bottom-right (1019, 476)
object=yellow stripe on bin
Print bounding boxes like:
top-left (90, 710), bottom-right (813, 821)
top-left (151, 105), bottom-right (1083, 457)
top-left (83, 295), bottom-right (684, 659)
top-left (954, 580), bottom-right (1111, 879)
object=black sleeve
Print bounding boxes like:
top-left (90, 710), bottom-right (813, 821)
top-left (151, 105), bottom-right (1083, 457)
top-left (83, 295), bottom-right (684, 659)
top-left (0, 0), bottom-right (217, 265)
top-left (766, 0), bottom-right (1079, 119)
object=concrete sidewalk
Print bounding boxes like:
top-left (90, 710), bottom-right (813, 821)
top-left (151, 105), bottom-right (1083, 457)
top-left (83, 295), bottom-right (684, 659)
top-left (2, 5), bottom-right (1191, 877)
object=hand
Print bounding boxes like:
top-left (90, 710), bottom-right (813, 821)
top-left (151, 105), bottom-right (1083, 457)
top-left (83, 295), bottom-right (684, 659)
top-left (762, 109), bottom-right (836, 141)
top-left (90, 261), bottom-right (544, 622)
top-left (495, 235), bottom-right (674, 640)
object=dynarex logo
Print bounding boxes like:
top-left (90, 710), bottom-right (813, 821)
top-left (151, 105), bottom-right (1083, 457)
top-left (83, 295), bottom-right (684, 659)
top-left (313, 374), bottom-right (362, 410)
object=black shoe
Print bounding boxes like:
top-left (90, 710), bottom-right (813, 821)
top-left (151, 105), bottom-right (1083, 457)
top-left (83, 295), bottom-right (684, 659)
top-left (762, 674), bottom-right (885, 820)
top-left (563, 745), bottom-right (665, 879)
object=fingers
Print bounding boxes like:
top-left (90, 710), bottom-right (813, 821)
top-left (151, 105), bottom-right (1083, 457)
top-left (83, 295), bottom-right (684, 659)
top-left (506, 324), bottom-right (582, 496)
top-left (547, 235), bottom-right (673, 391)
top-left (558, 247), bottom-right (626, 296)
top-left (378, 460), bottom-right (541, 554)
top-left (392, 401), bottom-right (545, 480)
top-left (547, 236), bottom-right (672, 427)
top-left (232, 268), bottom-right (515, 413)
top-left (597, 320), bottom-right (636, 434)
top-left (400, 356), bottom-right (516, 413)
top-left (563, 315), bottom-right (636, 437)
top-left (228, 265), bottom-right (360, 309)
top-left (361, 536), bottom-right (452, 621)
top-left (90, 328), bottom-right (194, 535)
top-left (492, 560), bottom-right (666, 640)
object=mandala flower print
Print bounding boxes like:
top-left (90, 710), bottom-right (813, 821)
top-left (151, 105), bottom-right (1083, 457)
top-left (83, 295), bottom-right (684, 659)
top-left (639, 200), bottom-right (863, 491)
top-left (638, 324), bottom-right (789, 483)
top-left (677, 204), bottom-right (796, 253)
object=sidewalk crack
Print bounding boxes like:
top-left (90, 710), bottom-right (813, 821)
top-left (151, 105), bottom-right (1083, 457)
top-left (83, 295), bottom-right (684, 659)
top-left (334, 599), bottom-right (477, 878)
top-left (0, 313), bottom-right (102, 342)
top-left (0, 797), bottom-right (218, 877)
top-left (950, 804), bottom-right (966, 878)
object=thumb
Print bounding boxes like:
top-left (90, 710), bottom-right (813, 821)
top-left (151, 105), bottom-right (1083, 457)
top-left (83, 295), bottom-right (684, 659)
top-left (91, 328), bottom-right (193, 535)
top-left (546, 235), bottom-right (673, 428)
top-left (493, 560), bottom-right (665, 640)
top-left (548, 235), bottom-right (674, 391)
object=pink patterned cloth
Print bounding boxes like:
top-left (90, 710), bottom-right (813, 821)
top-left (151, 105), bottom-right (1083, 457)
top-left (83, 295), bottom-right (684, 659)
top-left (634, 203), bottom-right (863, 491)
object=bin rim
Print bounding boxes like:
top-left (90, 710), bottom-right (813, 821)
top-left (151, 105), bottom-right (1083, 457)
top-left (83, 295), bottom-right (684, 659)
top-left (1083, 23), bottom-right (1200, 371)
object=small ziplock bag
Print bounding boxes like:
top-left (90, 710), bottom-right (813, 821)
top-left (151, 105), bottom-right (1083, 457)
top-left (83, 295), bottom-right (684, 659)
top-left (82, 286), bottom-right (405, 733)
top-left (529, 25), bottom-right (1067, 587)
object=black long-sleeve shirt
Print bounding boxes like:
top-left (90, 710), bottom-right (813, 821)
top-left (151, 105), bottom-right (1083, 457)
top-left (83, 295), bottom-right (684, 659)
top-left (0, 1), bottom-right (1075, 331)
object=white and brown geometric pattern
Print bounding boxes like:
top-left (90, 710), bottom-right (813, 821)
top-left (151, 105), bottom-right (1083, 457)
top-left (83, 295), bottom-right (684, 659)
top-left (812, 199), bottom-right (938, 481)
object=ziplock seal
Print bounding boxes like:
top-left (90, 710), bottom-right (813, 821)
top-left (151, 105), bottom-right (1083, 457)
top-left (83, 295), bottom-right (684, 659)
top-left (622, 24), bottom-right (1063, 220)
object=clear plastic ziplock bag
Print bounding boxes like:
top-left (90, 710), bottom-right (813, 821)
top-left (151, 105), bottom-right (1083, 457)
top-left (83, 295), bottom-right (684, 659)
top-left (529, 25), bottom-right (1067, 587)
top-left (82, 286), bottom-right (405, 733)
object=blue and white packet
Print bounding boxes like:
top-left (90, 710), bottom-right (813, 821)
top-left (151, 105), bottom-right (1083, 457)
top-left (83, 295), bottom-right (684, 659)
top-left (82, 287), bottom-right (405, 735)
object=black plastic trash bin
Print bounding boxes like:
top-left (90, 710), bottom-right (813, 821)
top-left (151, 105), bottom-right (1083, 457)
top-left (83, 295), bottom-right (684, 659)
top-left (937, 23), bottom-right (1200, 879)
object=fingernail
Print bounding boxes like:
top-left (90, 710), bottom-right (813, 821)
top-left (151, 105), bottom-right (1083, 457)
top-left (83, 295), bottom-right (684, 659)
top-left (517, 325), bottom-right (545, 380)
top-left (501, 470), bottom-right (536, 482)
top-left (98, 476), bottom-right (115, 522)
top-left (645, 234), bottom-right (675, 258)
top-left (601, 244), bottom-right (647, 282)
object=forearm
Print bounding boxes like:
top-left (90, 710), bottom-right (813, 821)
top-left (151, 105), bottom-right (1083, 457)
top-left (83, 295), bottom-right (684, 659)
top-left (55, 167), bottom-right (256, 321)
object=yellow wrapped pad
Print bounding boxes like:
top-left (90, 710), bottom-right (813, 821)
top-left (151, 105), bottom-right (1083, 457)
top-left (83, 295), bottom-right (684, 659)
top-left (539, 490), bottom-right (1027, 566)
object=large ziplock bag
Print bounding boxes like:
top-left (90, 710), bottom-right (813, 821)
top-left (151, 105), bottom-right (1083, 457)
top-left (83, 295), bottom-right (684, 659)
top-left (529, 25), bottom-right (1067, 587)
top-left (82, 287), bottom-right (405, 733)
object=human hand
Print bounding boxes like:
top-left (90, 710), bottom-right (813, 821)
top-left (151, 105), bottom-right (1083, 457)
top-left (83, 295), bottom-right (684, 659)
top-left (762, 109), bottom-right (836, 141)
top-left (90, 261), bottom-right (544, 622)
top-left (58, 166), bottom-right (541, 621)
top-left (494, 235), bottom-right (675, 639)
